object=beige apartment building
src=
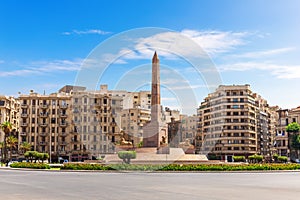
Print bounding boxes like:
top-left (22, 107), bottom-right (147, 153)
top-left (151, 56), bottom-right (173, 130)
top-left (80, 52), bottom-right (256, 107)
top-left (18, 90), bottom-right (72, 162)
top-left (181, 115), bottom-right (198, 143)
top-left (0, 95), bottom-right (20, 135)
top-left (196, 85), bottom-right (276, 161)
top-left (0, 95), bottom-right (20, 159)
top-left (275, 106), bottom-right (300, 158)
top-left (121, 108), bottom-right (151, 146)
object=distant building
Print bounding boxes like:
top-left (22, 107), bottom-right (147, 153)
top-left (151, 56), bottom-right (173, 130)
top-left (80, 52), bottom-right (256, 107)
top-left (275, 106), bottom-right (300, 159)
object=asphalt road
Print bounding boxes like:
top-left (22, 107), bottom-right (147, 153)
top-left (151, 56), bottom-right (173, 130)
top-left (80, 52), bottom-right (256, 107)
top-left (0, 169), bottom-right (300, 200)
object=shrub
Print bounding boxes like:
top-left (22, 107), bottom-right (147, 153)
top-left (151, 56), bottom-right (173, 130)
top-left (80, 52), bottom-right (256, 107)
top-left (118, 151), bottom-right (136, 164)
top-left (61, 163), bottom-right (113, 170)
top-left (233, 156), bottom-right (246, 162)
top-left (248, 154), bottom-right (263, 163)
top-left (278, 156), bottom-right (288, 163)
top-left (10, 162), bottom-right (50, 169)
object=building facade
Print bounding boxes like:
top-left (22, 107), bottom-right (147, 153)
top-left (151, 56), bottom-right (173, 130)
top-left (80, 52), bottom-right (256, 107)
top-left (275, 107), bottom-right (300, 158)
top-left (196, 85), bottom-right (276, 161)
top-left (18, 90), bottom-right (72, 161)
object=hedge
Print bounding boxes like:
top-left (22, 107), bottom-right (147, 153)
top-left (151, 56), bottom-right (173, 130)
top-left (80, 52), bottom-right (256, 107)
top-left (10, 162), bottom-right (50, 169)
top-left (233, 156), bottom-right (246, 162)
top-left (60, 163), bottom-right (300, 171)
top-left (9, 162), bottom-right (300, 171)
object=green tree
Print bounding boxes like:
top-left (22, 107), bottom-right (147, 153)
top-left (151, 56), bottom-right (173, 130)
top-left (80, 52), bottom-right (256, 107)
top-left (286, 122), bottom-right (300, 159)
top-left (6, 136), bottom-right (18, 161)
top-left (20, 142), bottom-right (31, 154)
top-left (118, 151), bottom-right (136, 164)
top-left (40, 153), bottom-right (49, 163)
top-left (1, 121), bottom-right (12, 162)
top-left (286, 122), bottom-right (300, 133)
top-left (24, 151), bottom-right (39, 163)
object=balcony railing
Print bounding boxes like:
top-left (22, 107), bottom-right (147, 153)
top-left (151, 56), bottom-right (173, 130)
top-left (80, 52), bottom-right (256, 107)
top-left (59, 104), bottom-right (68, 109)
top-left (60, 113), bottom-right (67, 118)
top-left (59, 122), bottom-right (68, 127)
top-left (40, 104), bottom-right (48, 109)
top-left (39, 141), bottom-right (47, 145)
top-left (39, 113), bottom-right (48, 117)
top-left (39, 123), bottom-right (48, 127)
top-left (21, 123), bottom-right (28, 127)
top-left (21, 113), bottom-right (28, 118)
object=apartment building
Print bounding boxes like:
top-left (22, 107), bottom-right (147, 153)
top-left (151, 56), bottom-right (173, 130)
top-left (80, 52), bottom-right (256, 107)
top-left (275, 106), bottom-right (300, 158)
top-left (0, 95), bottom-right (20, 158)
top-left (196, 85), bottom-right (276, 161)
top-left (18, 90), bottom-right (72, 162)
top-left (121, 108), bottom-right (151, 145)
top-left (181, 115), bottom-right (198, 143)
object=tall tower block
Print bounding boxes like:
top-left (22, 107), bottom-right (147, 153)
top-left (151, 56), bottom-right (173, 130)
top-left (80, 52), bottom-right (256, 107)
top-left (143, 52), bottom-right (164, 147)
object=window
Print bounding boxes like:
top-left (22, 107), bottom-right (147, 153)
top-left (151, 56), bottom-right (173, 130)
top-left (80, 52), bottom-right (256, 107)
top-left (112, 100), bottom-right (116, 105)
top-left (51, 118), bottom-right (56, 124)
top-left (94, 135), bottom-right (96, 142)
top-left (31, 136), bottom-right (34, 142)
top-left (31, 127), bottom-right (35, 132)
top-left (52, 109), bottom-right (55, 115)
top-left (232, 105), bottom-right (239, 109)
top-left (84, 98), bottom-right (87, 104)
top-left (74, 98), bottom-right (78, 103)
top-left (103, 98), bottom-right (107, 104)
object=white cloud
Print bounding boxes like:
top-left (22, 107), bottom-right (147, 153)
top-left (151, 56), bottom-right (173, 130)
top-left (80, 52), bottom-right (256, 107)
top-left (113, 29), bottom-right (249, 62)
top-left (62, 29), bottom-right (111, 35)
top-left (0, 59), bottom-right (82, 77)
top-left (181, 29), bottom-right (248, 55)
top-left (229, 47), bottom-right (295, 58)
top-left (219, 62), bottom-right (300, 79)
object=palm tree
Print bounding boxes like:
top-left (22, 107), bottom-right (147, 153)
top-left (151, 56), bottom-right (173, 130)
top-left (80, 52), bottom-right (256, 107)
top-left (6, 135), bottom-right (18, 161)
top-left (19, 142), bottom-right (31, 154)
top-left (1, 121), bottom-right (12, 162)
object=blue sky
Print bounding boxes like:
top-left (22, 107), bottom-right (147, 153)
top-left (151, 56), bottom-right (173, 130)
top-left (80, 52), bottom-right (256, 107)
top-left (1, 0), bottom-right (300, 114)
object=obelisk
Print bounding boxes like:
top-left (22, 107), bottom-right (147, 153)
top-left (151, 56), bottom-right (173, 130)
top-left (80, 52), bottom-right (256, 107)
top-left (143, 52), bottom-right (163, 147)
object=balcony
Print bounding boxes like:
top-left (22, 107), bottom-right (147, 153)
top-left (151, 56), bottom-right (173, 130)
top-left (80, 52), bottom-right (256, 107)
top-left (20, 132), bottom-right (27, 136)
top-left (59, 142), bottom-right (67, 146)
top-left (110, 122), bottom-right (117, 126)
top-left (21, 123), bottom-right (28, 127)
top-left (59, 104), bottom-right (68, 109)
top-left (60, 113), bottom-right (67, 118)
top-left (40, 104), bottom-right (48, 109)
top-left (71, 139), bottom-right (80, 143)
top-left (39, 123), bottom-right (48, 127)
top-left (39, 132), bottom-right (47, 136)
top-left (39, 113), bottom-right (48, 118)
top-left (21, 113), bottom-right (28, 118)
top-left (60, 132), bottom-right (67, 136)
top-left (39, 141), bottom-right (47, 145)
top-left (21, 104), bottom-right (28, 108)
top-left (59, 122), bottom-right (68, 127)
